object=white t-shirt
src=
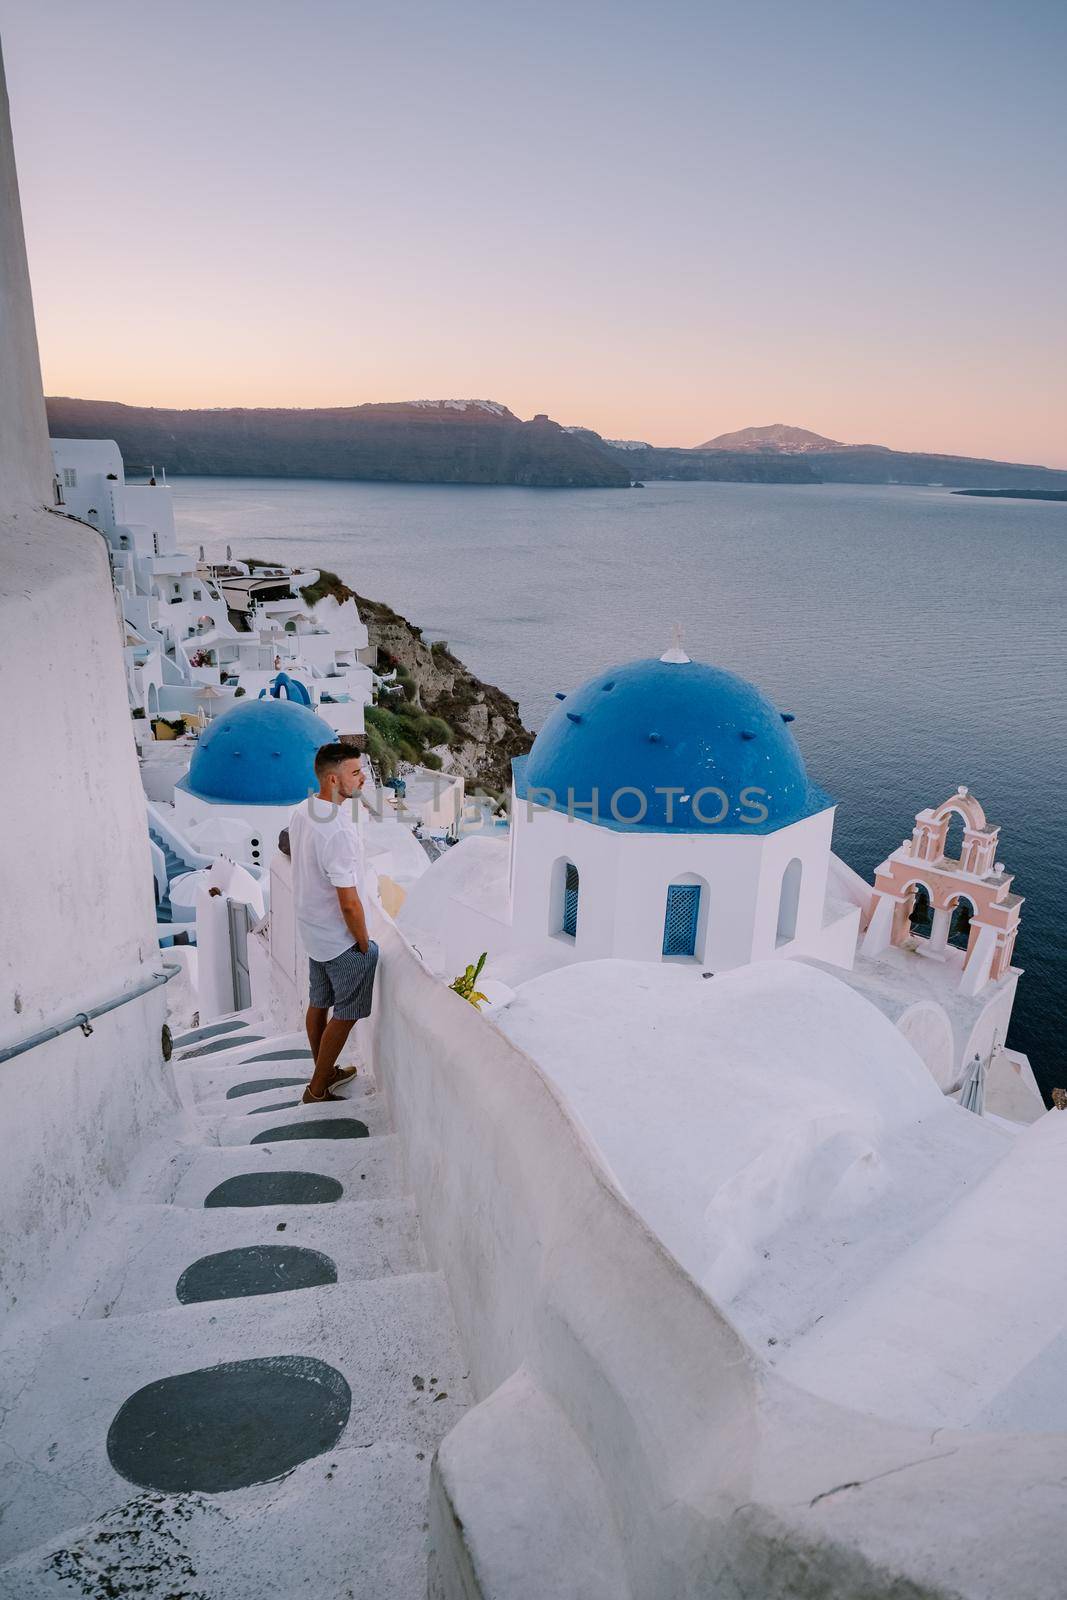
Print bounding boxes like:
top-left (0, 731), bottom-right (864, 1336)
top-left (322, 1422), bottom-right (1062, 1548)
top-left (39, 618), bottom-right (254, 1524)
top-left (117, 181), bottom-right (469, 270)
top-left (288, 797), bottom-right (367, 962)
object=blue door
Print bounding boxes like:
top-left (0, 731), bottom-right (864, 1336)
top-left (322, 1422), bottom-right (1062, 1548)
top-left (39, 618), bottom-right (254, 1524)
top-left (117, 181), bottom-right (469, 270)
top-left (663, 884), bottom-right (700, 956)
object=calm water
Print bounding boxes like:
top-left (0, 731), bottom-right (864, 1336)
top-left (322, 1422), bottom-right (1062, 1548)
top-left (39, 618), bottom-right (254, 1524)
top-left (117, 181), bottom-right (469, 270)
top-left (172, 477), bottom-right (1066, 1094)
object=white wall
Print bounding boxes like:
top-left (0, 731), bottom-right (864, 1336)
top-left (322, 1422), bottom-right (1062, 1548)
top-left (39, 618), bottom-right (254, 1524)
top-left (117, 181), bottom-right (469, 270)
top-left (509, 798), bottom-right (839, 971)
top-left (369, 915), bottom-right (1067, 1599)
top-left (894, 1000), bottom-right (957, 1089)
top-left (0, 49), bottom-right (172, 1312)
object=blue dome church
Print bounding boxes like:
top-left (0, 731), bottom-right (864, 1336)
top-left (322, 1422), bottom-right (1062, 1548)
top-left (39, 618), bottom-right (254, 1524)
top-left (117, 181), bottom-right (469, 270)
top-left (506, 641), bottom-right (849, 972)
top-left (187, 698), bottom-right (336, 806)
top-left (173, 698), bottom-right (339, 871)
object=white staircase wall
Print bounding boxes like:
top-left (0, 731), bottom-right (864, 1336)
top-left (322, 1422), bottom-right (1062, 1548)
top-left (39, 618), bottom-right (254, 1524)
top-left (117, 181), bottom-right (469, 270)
top-left (0, 49), bottom-right (169, 1313)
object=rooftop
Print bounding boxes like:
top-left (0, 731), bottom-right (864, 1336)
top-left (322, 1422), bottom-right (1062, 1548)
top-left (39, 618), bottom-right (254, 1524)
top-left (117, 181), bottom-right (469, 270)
top-left (514, 653), bottom-right (832, 834)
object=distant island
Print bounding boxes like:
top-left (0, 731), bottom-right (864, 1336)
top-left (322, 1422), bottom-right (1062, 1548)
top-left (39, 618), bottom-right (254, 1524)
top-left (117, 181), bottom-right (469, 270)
top-left (952, 488), bottom-right (1067, 502)
top-left (45, 398), bottom-right (1067, 493)
top-left (45, 397), bottom-right (631, 490)
top-left (672, 422), bottom-right (1067, 492)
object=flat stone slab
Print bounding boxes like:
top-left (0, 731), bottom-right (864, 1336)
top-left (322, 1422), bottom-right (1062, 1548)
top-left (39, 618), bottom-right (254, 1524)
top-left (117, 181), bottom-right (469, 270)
top-left (149, 1138), bottom-right (401, 1208)
top-left (211, 1095), bottom-right (386, 1146)
top-left (226, 1077), bottom-right (308, 1099)
top-left (251, 1120), bottom-right (369, 1145)
top-left (243, 1048), bottom-right (314, 1064)
top-left (0, 1441), bottom-right (439, 1600)
top-left (106, 1355), bottom-right (351, 1493)
top-left (0, 1277), bottom-right (471, 1564)
top-left (171, 1019), bottom-right (249, 1050)
top-left (176, 1245), bottom-right (339, 1304)
top-left (69, 1199), bottom-right (424, 1320)
top-left (178, 1036), bottom-right (265, 1060)
top-left (204, 1172), bottom-right (345, 1207)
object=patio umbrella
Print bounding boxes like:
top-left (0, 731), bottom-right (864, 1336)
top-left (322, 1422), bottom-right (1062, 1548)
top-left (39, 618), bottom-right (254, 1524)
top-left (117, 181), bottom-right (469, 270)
top-left (958, 1052), bottom-right (987, 1116)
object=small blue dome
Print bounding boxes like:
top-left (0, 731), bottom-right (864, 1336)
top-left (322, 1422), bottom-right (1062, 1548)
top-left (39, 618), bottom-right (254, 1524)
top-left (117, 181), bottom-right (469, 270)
top-left (187, 698), bottom-right (337, 806)
top-left (513, 656), bottom-right (831, 834)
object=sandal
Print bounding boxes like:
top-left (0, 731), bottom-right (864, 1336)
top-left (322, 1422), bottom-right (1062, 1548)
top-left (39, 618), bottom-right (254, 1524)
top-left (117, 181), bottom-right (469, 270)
top-left (330, 1064), bottom-right (358, 1086)
top-left (302, 1085), bottom-right (343, 1104)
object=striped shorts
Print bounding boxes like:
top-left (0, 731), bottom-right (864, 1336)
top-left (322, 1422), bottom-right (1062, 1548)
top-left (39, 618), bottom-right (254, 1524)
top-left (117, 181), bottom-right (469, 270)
top-left (308, 940), bottom-right (379, 1021)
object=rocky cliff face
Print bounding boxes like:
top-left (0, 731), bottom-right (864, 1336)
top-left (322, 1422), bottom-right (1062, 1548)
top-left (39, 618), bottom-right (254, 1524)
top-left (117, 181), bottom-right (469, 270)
top-left (46, 396), bottom-right (631, 489)
top-left (302, 570), bottom-right (532, 795)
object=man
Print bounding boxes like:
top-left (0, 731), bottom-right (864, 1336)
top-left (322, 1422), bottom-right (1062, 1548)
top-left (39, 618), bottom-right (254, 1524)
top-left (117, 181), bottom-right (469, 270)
top-left (288, 743), bottom-right (379, 1103)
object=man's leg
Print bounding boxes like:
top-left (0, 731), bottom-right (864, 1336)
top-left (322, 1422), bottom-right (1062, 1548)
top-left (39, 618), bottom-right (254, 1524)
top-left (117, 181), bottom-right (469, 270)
top-left (306, 1016), bottom-right (356, 1098)
top-left (306, 1004), bottom-right (328, 1062)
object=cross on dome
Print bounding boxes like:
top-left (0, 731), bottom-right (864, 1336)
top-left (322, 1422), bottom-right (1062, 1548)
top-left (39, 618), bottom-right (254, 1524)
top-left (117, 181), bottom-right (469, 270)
top-left (659, 623), bottom-right (691, 665)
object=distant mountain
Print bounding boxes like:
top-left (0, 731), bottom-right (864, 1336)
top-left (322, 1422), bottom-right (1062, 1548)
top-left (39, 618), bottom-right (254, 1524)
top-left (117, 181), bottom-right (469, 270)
top-left (45, 397), bottom-right (630, 489)
top-left (697, 423), bottom-right (856, 453)
top-left (564, 427), bottom-right (819, 484)
top-left (47, 397), bottom-right (1067, 494)
top-left (686, 422), bottom-right (1067, 490)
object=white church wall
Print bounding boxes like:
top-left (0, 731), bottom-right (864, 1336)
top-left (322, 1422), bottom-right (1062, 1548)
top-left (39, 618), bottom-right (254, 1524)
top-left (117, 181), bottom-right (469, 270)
top-left (510, 800), bottom-right (838, 971)
top-left (173, 785), bottom-right (294, 861)
top-left (368, 913), bottom-right (1067, 1600)
top-left (894, 1000), bottom-right (957, 1090)
top-left (1, 61), bottom-right (171, 1313)
top-left (752, 807), bottom-right (836, 962)
top-left (960, 976), bottom-right (1020, 1078)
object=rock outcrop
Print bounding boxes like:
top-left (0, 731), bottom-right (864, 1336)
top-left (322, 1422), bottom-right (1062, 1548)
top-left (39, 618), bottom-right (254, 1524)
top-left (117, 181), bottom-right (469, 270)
top-left (302, 570), bottom-right (532, 795)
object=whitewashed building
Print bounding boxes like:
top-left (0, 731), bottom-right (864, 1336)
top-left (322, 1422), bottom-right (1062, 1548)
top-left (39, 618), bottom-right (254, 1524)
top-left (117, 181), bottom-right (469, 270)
top-left (1, 41), bottom-right (1063, 1600)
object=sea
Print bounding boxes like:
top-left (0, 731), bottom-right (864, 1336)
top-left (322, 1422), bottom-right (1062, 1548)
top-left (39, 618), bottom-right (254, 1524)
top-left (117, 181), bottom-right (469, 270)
top-left (172, 476), bottom-right (1066, 1096)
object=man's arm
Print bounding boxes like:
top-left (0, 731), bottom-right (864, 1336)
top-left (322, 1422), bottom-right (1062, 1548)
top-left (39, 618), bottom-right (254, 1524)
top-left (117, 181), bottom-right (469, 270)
top-left (336, 885), bottom-right (370, 954)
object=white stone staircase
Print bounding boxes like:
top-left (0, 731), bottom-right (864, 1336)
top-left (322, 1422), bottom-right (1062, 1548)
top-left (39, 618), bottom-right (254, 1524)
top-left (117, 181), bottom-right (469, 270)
top-left (0, 1019), bottom-right (471, 1599)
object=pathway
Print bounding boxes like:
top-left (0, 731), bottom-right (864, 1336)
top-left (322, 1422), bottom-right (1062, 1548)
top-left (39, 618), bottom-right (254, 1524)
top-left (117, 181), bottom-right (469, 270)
top-left (0, 1017), bottom-right (470, 1599)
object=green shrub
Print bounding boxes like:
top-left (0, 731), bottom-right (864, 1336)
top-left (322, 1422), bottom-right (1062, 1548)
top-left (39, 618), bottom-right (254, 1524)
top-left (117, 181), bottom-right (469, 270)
top-left (363, 724), bottom-right (396, 779)
top-left (420, 715), bottom-right (453, 745)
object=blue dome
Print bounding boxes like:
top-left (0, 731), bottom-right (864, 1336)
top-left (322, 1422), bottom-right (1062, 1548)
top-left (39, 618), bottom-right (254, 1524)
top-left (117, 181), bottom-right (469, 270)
top-left (186, 698), bottom-right (337, 806)
top-left (513, 656), bottom-right (832, 834)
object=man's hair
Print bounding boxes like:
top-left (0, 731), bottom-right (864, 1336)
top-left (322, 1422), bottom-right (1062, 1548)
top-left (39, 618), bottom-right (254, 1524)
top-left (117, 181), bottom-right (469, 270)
top-left (314, 742), bottom-right (362, 777)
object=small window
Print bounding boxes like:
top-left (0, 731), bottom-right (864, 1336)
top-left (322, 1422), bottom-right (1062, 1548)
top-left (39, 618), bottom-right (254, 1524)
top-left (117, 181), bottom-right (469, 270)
top-left (562, 862), bottom-right (579, 938)
top-left (663, 883), bottom-right (701, 957)
top-left (62, 466), bottom-right (77, 488)
top-left (776, 858), bottom-right (803, 945)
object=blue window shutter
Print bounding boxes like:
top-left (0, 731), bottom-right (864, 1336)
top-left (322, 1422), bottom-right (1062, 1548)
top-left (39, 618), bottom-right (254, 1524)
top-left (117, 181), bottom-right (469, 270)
top-left (663, 884), bottom-right (700, 956)
top-left (562, 863), bottom-right (580, 938)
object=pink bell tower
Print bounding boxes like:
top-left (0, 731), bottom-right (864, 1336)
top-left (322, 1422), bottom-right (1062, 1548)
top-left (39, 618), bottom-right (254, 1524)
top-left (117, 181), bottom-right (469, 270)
top-left (861, 787), bottom-right (1022, 997)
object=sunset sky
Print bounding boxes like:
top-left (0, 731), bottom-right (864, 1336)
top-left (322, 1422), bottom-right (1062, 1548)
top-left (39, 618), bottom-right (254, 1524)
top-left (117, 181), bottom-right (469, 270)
top-left (2, 0), bottom-right (1064, 463)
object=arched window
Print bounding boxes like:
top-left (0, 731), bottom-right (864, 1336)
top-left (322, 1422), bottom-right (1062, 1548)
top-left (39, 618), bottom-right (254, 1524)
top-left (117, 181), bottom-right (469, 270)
top-left (943, 811), bottom-right (966, 866)
top-left (551, 858), bottom-right (581, 940)
top-left (908, 884), bottom-right (933, 940)
top-left (663, 879), bottom-right (702, 957)
top-left (776, 858), bottom-right (803, 945)
top-left (947, 895), bottom-right (975, 951)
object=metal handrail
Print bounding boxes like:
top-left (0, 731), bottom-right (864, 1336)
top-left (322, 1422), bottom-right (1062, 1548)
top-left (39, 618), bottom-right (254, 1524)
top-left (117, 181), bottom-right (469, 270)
top-left (0, 962), bottom-right (182, 1064)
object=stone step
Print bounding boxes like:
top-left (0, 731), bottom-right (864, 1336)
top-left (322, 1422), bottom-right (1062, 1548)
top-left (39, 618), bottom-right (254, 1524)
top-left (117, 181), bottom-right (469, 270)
top-left (171, 1031), bottom-right (312, 1066)
top-left (0, 1276), bottom-right (470, 1565)
top-left (170, 1017), bottom-right (257, 1052)
top-left (179, 1062), bottom-right (375, 1114)
top-left (0, 1439), bottom-right (436, 1600)
top-left (137, 1133), bottom-right (403, 1209)
top-left (204, 1095), bottom-right (392, 1147)
top-left (70, 1197), bottom-right (425, 1320)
